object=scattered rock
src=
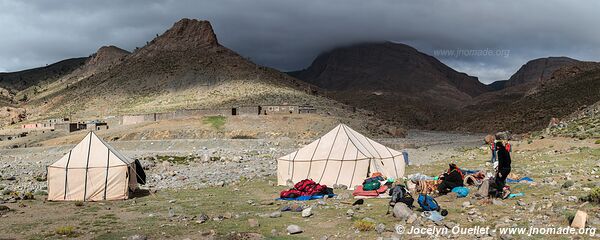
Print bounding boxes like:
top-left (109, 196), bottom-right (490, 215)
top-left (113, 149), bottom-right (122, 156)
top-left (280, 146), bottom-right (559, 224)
top-left (567, 196), bottom-right (578, 202)
top-left (248, 218), bottom-right (259, 228)
top-left (196, 213), bottom-right (209, 223)
top-left (392, 204), bottom-right (412, 220)
top-left (127, 235), bottom-right (147, 240)
top-left (301, 207), bottom-right (313, 218)
top-left (571, 210), bottom-right (587, 228)
top-left (269, 211), bottom-right (282, 218)
top-left (346, 209), bottom-right (354, 217)
top-left (286, 225), bottom-right (303, 234)
top-left (336, 193), bottom-right (350, 200)
top-left (462, 201), bottom-right (471, 208)
top-left (0, 205), bottom-right (10, 212)
top-left (375, 223), bottom-right (386, 234)
top-left (492, 199), bottom-right (504, 206)
top-left (407, 213), bottom-right (418, 224)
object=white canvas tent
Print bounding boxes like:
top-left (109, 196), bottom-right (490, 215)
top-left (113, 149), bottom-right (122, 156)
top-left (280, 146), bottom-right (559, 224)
top-left (277, 124), bottom-right (405, 189)
top-left (47, 132), bottom-right (143, 201)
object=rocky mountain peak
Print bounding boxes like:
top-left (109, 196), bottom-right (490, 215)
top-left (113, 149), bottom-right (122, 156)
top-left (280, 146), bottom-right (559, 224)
top-left (138, 18), bottom-right (218, 54)
top-left (506, 56), bottom-right (580, 87)
top-left (87, 45), bottom-right (130, 67)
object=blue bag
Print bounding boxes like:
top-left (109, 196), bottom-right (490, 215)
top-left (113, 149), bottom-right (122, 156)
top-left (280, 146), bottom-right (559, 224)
top-left (417, 194), bottom-right (440, 211)
top-left (451, 187), bottom-right (469, 198)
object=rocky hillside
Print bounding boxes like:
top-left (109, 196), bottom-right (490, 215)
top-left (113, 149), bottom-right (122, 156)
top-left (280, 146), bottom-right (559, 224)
top-left (504, 57), bottom-right (581, 88)
top-left (30, 19), bottom-right (333, 117)
top-left (1, 18), bottom-right (396, 136)
top-left (289, 42), bottom-right (487, 126)
top-left (544, 99), bottom-right (600, 139)
top-left (444, 62), bottom-right (600, 133)
top-left (291, 43), bottom-right (599, 133)
top-left (0, 57), bottom-right (87, 91)
top-left (83, 45), bottom-right (130, 72)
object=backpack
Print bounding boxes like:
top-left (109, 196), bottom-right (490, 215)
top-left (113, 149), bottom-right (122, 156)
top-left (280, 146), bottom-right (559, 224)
top-left (363, 181), bottom-right (381, 191)
top-left (389, 185), bottom-right (414, 207)
top-left (417, 194), bottom-right (440, 211)
top-left (363, 176), bottom-right (384, 185)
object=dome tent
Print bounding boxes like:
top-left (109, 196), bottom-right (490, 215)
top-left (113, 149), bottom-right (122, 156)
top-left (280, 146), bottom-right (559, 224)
top-left (277, 124), bottom-right (405, 189)
top-left (47, 131), bottom-right (145, 201)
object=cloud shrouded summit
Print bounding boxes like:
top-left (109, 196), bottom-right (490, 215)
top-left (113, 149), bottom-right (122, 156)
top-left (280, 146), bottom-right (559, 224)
top-left (1, 0), bottom-right (599, 83)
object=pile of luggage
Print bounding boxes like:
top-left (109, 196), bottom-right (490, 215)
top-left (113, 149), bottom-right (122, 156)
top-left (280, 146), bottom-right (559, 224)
top-left (279, 179), bottom-right (334, 200)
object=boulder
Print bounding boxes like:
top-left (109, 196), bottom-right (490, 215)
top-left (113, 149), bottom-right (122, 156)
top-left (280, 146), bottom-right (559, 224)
top-left (571, 210), bottom-right (587, 228)
top-left (269, 211), bottom-right (282, 218)
top-left (196, 213), bottom-right (209, 223)
top-left (301, 207), bottom-right (313, 218)
top-left (392, 204), bottom-right (412, 220)
top-left (406, 213), bottom-right (418, 224)
top-left (375, 223), bottom-right (386, 234)
top-left (346, 209), bottom-right (354, 217)
top-left (286, 225), bottom-right (303, 234)
top-left (127, 235), bottom-right (147, 240)
top-left (0, 205), bottom-right (10, 212)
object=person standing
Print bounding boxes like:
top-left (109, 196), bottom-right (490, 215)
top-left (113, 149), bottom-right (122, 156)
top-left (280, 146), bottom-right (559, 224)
top-left (494, 133), bottom-right (512, 199)
top-left (484, 134), bottom-right (497, 164)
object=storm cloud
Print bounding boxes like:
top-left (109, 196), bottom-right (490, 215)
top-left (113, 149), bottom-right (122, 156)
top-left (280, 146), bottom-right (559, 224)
top-left (1, 0), bottom-right (599, 83)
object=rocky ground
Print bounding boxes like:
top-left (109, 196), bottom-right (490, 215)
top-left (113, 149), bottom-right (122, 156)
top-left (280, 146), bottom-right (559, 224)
top-left (0, 130), bottom-right (480, 194)
top-left (0, 132), bottom-right (598, 239)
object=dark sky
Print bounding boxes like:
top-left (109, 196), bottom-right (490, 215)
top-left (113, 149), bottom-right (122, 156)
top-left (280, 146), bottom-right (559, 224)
top-left (1, 0), bottom-right (599, 83)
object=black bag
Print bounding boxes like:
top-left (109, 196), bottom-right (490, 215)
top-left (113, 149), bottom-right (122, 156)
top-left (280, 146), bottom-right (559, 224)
top-left (389, 185), bottom-right (414, 208)
top-left (134, 159), bottom-right (147, 185)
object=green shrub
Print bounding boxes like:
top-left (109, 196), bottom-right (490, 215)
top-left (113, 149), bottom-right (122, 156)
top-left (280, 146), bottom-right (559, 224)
top-left (564, 211), bottom-right (576, 224)
top-left (156, 155), bottom-right (190, 164)
top-left (581, 187), bottom-right (600, 204)
top-left (74, 201), bottom-right (84, 207)
top-left (353, 219), bottom-right (375, 231)
top-left (231, 134), bottom-right (256, 139)
top-left (562, 180), bottom-right (574, 189)
top-left (594, 139), bottom-right (600, 144)
top-left (55, 226), bottom-right (76, 237)
top-left (202, 116), bottom-right (226, 130)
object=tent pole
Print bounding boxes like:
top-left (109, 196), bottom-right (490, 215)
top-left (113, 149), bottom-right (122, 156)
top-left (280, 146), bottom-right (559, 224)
top-left (82, 133), bottom-right (93, 201)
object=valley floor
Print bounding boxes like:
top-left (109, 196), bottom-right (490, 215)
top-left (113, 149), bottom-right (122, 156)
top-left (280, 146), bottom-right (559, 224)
top-left (0, 132), bottom-right (599, 239)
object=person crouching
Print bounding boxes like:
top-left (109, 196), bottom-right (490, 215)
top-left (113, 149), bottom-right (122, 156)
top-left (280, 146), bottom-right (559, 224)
top-left (437, 163), bottom-right (464, 194)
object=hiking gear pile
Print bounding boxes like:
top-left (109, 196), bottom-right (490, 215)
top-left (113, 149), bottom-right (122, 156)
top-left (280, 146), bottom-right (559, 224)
top-left (389, 184), bottom-right (414, 208)
top-left (362, 175), bottom-right (385, 190)
top-left (352, 172), bottom-right (392, 198)
top-left (279, 179), bottom-right (333, 199)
